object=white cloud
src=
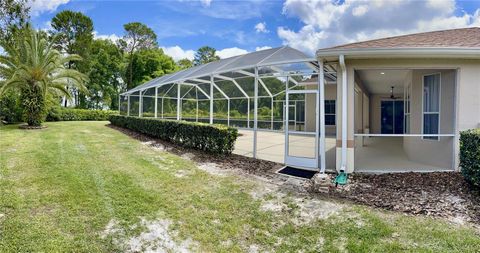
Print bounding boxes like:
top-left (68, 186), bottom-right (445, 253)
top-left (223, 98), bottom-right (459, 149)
top-left (93, 31), bottom-right (121, 42)
top-left (473, 9), bottom-right (480, 26)
top-left (352, 5), bottom-right (368, 17)
top-left (160, 46), bottom-right (249, 61)
top-left (255, 46), bottom-right (272, 51)
top-left (200, 0), bottom-right (212, 7)
top-left (278, 25), bottom-right (326, 55)
top-left (40, 21), bottom-right (52, 32)
top-left (254, 22), bottom-right (269, 33)
top-left (217, 47), bottom-right (248, 58)
top-left (28, 0), bottom-right (70, 16)
top-left (161, 46), bottom-right (195, 61)
top-left (278, 0), bottom-right (480, 54)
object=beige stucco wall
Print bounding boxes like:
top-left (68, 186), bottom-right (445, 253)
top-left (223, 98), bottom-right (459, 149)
top-left (305, 84), bottom-right (337, 135)
top-left (343, 58), bottom-right (480, 172)
top-left (401, 69), bottom-right (456, 168)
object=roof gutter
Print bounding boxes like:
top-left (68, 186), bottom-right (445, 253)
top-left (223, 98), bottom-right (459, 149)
top-left (316, 47), bottom-right (480, 59)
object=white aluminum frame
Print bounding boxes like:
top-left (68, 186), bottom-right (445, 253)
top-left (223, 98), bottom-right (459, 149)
top-left (284, 89), bottom-right (320, 170)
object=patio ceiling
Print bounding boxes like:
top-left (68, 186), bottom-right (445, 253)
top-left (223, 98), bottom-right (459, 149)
top-left (356, 69), bottom-right (410, 94)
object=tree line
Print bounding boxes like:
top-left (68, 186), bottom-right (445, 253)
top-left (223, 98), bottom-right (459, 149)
top-left (0, 0), bottom-right (222, 124)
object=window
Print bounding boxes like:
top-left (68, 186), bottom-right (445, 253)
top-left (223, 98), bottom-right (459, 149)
top-left (325, 100), bottom-right (336, 125)
top-left (423, 73), bottom-right (440, 140)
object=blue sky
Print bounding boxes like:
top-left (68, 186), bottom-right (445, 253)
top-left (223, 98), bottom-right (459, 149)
top-left (30, 0), bottom-right (480, 60)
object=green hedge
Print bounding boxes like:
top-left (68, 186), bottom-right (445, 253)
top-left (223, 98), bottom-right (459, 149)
top-left (109, 115), bottom-right (238, 154)
top-left (460, 129), bottom-right (480, 188)
top-left (47, 108), bottom-right (118, 121)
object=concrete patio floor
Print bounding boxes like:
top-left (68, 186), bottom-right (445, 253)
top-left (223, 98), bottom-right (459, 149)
top-left (354, 137), bottom-right (454, 173)
top-left (233, 130), bottom-right (337, 169)
top-left (233, 130), bottom-right (454, 173)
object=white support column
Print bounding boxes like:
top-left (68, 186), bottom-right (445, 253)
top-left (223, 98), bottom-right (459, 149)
top-left (176, 83), bottom-right (181, 120)
top-left (209, 75), bottom-right (214, 124)
top-left (154, 87), bottom-right (158, 118)
top-left (127, 95), bottom-right (130, 116)
top-left (118, 95), bottom-right (121, 114)
top-left (271, 97), bottom-right (274, 130)
top-left (161, 97), bottom-right (164, 118)
top-left (318, 60), bottom-right (326, 173)
top-left (227, 99), bottom-right (230, 126)
top-left (196, 87), bottom-right (199, 122)
top-left (139, 90), bottom-right (142, 117)
top-left (253, 67), bottom-right (259, 159)
top-left (247, 99), bottom-right (250, 128)
top-left (284, 76), bottom-right (289, 161)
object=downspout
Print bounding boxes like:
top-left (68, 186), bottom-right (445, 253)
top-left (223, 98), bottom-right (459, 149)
top-left (339, 55), bottom-right (347, 172)
top-left (318, 59), bottom-right (326, 174)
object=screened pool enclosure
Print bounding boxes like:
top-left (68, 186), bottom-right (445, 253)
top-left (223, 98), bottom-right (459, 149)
top-left (120, 46), bottom-right (338, 172)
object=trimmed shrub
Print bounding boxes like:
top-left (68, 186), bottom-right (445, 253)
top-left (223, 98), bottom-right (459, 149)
top-left (0, 91), bottom-right (23, 123)
top-left (109, 115), bottom-right (238, 154)
top-left (460, 129), bottom-right (480, 188)
top-left (46, 107), bottom-right (118, 121)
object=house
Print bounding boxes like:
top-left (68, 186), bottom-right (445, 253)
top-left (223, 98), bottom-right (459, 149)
top-left (120, 27), bottom-right (480, 174)
top-left (316, 27), bottom-right (480, 173)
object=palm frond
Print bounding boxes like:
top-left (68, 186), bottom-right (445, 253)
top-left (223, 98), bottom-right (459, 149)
top-left (0, 26), bottom-right (87, 100)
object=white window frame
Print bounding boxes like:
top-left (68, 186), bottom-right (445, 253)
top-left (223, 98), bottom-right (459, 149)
top-left (324, 100), bottom-right (336, 126)
top-left (422, 72), bottom-right (441, 141)
top-left (404, 82), bottom-right (411, 134)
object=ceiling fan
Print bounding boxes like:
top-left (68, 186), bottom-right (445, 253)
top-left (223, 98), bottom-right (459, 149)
top-left (382, 86), bottom-right (401, 100)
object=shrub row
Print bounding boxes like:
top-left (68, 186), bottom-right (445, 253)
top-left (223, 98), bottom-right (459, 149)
top-left (47, 108), bottom-right (118, 121)
top-left (460, 128), bottom-right (480, 188)
top-left (109, 115), bottom-right (238, 154)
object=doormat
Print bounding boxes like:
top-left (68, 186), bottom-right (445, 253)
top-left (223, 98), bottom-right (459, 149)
top-left (277, 166), bottom-right (317, 179)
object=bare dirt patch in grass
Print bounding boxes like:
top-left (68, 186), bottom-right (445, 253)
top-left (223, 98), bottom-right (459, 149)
top-left (101, 218), bottom-right (197, 253)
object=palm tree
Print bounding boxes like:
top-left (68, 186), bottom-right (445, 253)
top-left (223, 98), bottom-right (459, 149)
top-left (0, 26), bottom-right (87, 126)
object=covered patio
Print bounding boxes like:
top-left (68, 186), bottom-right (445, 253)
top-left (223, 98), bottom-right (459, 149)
top-left (351, 69), bottom-right (457, 173)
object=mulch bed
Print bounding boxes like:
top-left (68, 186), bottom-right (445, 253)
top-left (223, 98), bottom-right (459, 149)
top-left (107, 124), bottom-right (480, 225)
top-left (328, 172), bottom-right (480, 224)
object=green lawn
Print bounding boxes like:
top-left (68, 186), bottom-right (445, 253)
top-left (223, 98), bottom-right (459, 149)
top-left (1, 121), bottom-right (479, 252)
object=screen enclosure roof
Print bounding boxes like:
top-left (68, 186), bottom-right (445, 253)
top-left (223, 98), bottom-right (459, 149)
top-left (121, 46), bottom-right (331, 96)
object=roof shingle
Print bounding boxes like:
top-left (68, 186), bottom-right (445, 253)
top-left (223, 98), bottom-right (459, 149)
top-left (326, 27), bottom-right (480, 50)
